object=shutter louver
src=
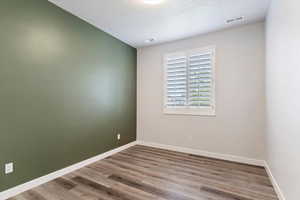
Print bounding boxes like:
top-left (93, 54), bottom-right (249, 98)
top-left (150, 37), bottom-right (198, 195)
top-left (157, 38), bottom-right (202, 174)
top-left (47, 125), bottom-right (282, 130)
top-left (166, 56), bottom-right (187, 107)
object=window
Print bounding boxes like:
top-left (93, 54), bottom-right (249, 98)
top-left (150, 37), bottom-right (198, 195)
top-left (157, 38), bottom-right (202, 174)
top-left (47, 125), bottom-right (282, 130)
top-left (163, 46), bottom-right (216, 116)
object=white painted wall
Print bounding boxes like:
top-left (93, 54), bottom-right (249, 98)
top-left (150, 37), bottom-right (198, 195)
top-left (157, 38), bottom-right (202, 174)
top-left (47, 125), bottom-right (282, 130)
top-left (266, 0), bottom-right (300, 199)
top-left (137, 22), bottom-right (266, 160)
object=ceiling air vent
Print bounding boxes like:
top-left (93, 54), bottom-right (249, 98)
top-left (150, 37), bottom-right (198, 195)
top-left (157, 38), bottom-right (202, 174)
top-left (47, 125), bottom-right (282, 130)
top-left (145, 38), bottom-right (155, 43)
top-left (226, 16), bottom-right (244, 24)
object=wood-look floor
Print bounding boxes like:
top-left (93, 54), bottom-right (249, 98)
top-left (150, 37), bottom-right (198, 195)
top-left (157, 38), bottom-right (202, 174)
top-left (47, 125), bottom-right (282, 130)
top-left (8, 145), bottom-right (278, 200)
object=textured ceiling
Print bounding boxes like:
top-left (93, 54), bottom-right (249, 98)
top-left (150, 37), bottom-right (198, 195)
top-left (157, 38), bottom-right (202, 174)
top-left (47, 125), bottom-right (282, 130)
top-left (49, 0), bottom-right (270, 47)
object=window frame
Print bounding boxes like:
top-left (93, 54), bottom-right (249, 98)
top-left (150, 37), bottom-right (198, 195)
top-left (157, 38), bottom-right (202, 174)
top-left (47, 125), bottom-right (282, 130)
top-left (163, 46), bottom-right (216, 116)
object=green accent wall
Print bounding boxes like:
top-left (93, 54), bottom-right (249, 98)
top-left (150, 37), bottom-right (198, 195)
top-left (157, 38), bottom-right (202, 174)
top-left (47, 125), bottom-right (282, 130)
top-left (0, 0), bottom-right (136, 192)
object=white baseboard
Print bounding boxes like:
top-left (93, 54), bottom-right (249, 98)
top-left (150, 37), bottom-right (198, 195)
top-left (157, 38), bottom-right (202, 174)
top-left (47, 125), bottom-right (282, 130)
top-left (0, 141), bottom-right (137, 200)
top-left (137, 141), bottom-right (265, 167)
top-left (264, 162), bottom-right (286, 200)
top-left (137, 141), bottom-right (286, 200)
top-left (1, 141), bottom-right (285, 200)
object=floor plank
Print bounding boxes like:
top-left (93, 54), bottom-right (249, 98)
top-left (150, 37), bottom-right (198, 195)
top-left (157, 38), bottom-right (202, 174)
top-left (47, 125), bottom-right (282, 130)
top-left (8, 145), bottom-right (279, 200)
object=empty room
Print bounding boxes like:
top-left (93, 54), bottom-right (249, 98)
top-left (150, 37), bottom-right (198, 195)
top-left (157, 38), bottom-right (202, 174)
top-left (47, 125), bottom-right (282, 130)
top-left (0, 0), bottom-right (299, 199)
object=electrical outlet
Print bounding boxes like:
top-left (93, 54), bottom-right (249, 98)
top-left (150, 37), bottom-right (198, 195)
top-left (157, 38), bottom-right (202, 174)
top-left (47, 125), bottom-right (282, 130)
top-left (5, 163), bottom-right (14, 174)
top-left (117, 133), bottom-right (121, 140)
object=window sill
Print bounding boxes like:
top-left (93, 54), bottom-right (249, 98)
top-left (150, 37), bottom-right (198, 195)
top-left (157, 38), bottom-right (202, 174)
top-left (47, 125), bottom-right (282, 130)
top-left (163, 108), bottom-right (216, 116)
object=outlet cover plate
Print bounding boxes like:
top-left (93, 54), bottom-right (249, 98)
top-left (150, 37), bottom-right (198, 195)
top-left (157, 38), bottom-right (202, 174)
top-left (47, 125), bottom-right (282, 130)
top-left (5, 163), bottom-right (14, 174)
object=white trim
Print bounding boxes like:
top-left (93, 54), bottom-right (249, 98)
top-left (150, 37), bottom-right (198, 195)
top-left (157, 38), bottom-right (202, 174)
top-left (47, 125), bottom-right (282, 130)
top-left (1, 141), bottom-right (285, 200)
top-left (137, 141), bottom-right (265, 166)
top-left (164, 107), bottom-right (216, 116)
top-left (0, 141), bottom-right (137, 200)
top-left (136, 141), bottom-right (285, 200)
top-left (264, 162), bottom-right (286, 200)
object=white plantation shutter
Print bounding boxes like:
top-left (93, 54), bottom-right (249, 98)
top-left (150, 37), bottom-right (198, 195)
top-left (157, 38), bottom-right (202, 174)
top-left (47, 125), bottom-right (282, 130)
top-left (166, 54), bottom-right (187, 107)
top-left (164, 47), bottom-right (215, 115)
top-left (188, 51), bottom-right (213, 107)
